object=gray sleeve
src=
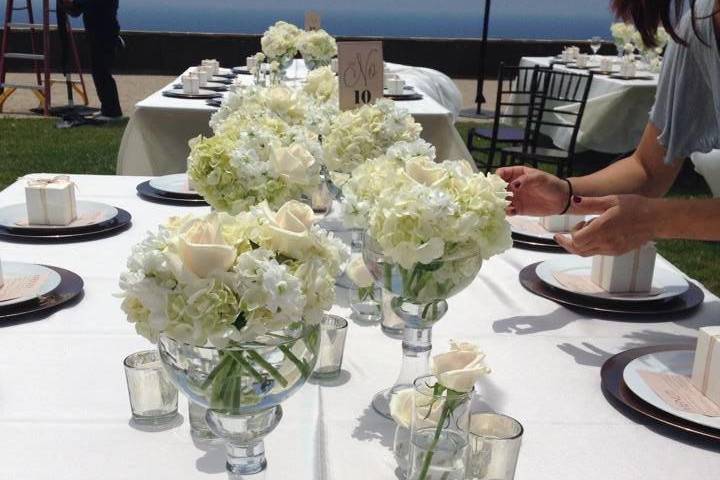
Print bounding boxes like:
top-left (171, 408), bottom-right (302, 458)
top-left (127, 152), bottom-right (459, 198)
top-left (649, 26), bottom-right (718, 163)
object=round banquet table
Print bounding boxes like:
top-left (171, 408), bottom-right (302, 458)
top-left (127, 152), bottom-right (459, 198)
top-left (116, 60), bottom-right (472, 176)
top-left (0, 174), bottom-right (718, 479)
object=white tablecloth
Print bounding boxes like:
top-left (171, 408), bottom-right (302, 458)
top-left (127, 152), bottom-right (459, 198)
top-left (116, 61), bottom-right (471, 176)
top-left (1, 174), bottom-right (718, 479)
top-left (519, 57), bottom-right (659, 154)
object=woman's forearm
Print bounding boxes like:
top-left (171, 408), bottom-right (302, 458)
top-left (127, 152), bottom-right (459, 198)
top-left (568, 123), bottom-right (684, 198)
top-left (652, 197), bottom-right (720, 240)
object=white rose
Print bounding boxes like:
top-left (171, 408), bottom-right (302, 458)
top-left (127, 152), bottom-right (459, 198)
top-left (404, 157), bottom-right (448, 187)
top-left (263, 86), bottom-right (295, 114)
top-left (431, 341), bottom-right (491, 393)
top-left (270, 143), bottom-right (317, 186)
top-left (346, 254), bottom-right (374, 288)
top-left (262, 200), bottom-right (316, 257)
top-left (177, 216), bottom-right (237, 278)
top-left (389, 388), bottom-right (414, 428)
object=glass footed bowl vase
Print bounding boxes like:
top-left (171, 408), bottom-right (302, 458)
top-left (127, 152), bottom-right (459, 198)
top-left (303, 56), bottom-right (331, 71)
top-left (158, 325), bottom-right (319, 477)
top-left (362, 236), bottom-right (483, 419)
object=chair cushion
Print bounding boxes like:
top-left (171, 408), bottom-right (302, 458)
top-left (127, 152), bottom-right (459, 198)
top-left (501, 146), bottom-right (569, 160)
top-left (472, 126), bottom-right (525, 143)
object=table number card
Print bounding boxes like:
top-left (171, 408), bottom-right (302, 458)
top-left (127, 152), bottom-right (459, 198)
top-left (337, 41), bottom-right (383, 111)
top-left (305, 11), bottom-right (321, 31)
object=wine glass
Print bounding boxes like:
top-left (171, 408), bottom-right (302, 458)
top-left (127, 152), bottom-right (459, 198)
top-left (590, 36), bottom-right (602, 59)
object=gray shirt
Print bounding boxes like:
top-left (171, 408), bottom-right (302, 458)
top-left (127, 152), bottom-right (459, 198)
top-left (650, 0), bottom-right (720, 163)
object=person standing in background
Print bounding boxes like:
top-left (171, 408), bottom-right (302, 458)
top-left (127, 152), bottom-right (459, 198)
top-left (64, 0), bottom-right (124, 121)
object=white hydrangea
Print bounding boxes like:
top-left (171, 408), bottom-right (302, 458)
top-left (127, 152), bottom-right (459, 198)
top-left (261, 20), bottom-right (301, 63)
top-left (297, 29), bottom-right (337, 66)
top-left (119, 207), bottom-right (349, 347)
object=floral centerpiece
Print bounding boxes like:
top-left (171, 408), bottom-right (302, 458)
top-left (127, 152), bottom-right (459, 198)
top-left (323, 99), bottom-right (423, 176)
top-left (119, 203), bottom-right (348, 475)
top-left (190, 83), bottom-right (341, 214)
top-left (353, 156), bottom-right (510, 418)
top-left (261, 20), bottom-right (302, 67)
top-left (297, 28), bottom-right (337, 69)
top-left (610, 22), bottom-right (637, 53)
top-left (390, 342), bottom-right (491, 479)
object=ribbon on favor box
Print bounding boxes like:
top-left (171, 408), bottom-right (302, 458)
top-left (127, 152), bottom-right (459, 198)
top-left (27, 175), bottom-right (78, 224)
top-left (701, 333), bottom-right (720, 396)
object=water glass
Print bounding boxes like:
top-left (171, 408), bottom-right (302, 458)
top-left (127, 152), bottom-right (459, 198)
top-left (351, 283), bottom-right (382, 324)
top-left (123, 350), bottom-right (179, 425)
top-left (466, 413), bottom-right (523, 480)
top-left (590, 36), bottom-right (602, 56)
top-left (312, 314), bottom-right (349, 379)
top-left (409, 375), bottom-right (472, 480)
top-left (188, 400), bottom-right (219, 440)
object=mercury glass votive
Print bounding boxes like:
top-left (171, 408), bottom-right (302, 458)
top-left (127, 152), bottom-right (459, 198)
top-left (466, 413), bottom-right (523, 480)
top-left (312, 314), bottom-right (349, 379)
top-left (123, 350), bottom-right (179, 425)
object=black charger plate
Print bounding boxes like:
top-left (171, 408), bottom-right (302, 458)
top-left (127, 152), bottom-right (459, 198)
top-left (136, 181), bottom-right (209, 207)
top-left (384, 93), bottom-right (423, 101)
top-left (162, 90), bottom-right (222, 100)
top-left (601, 345), bottom-right (720, 442)
top-left (519, 262), bottom-right (704, 318)
top-left (0, 265), bottom-right (84, 320)
top-left (173, 83), bottom-right (228, 93)
top-left (0, 209), bottom-right (131, 243)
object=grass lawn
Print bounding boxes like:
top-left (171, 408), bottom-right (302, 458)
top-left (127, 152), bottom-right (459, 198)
top-left (0, 117), bottom-right (718, 295)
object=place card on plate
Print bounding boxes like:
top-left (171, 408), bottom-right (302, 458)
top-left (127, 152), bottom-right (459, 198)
top-left (691, 327), bottom-right (720, 407)
top-left (337, 41), bottom-right (383, 111)
top-left (305, 10), bottom-right (321, 30)
top-left (0, 273), bottom-right (49, 303)
top-left (25, 176), bottom-right (77, 226)
top-left (639, 370), bottom-right (720, 417)
top-left (591, 243), bottom-right (656, 293)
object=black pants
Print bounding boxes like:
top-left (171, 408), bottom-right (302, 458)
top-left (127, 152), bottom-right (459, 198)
top-left (88, 34), bottom-right (121, 117)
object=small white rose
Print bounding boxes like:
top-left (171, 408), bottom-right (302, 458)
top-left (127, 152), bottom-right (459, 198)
top-left (404, 157), bottom-right (448, 187)
top-left (270, 143), bottom-right (317, 186)
top-left (389, 387), bottom-right (414, 429)
top-left (431, 341), bottom-right (491, 393)
top-left (346, 254), bottom-right (374, 288)
top-left (263, 86), bottom-right (295, 113)
top-left (262, 200), bottom-right (316, 257)
top-left (178, 216), bottom-right (237, 278)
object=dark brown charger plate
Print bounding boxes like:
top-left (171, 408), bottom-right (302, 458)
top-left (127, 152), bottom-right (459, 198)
top-left (173, 83), bottom-right (228, 92)
top-left (384, 93), bottom-right (423, 101)
top-left (0, 265), bottom-right (84, 320)
top-left (609, 74), bottom-right (655, 81)
top-left (601, 345), bottom-right (720, 442)
top-left (136, 181), bottom-right (209, 207)
top-left (0, 209), bottom-right (131, 243)
top-left (162, 90), bottom-right (222, 100)
top-left (232, 67), bottom-right (252, 75)
top-left (519, 262), bottom-right (704, 318)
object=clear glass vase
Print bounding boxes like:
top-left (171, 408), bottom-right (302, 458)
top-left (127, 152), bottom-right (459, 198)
top-left (303, 57), bottom-right (331, 71)
top-left (394, 424), bottom-right (412, 478)
top-left (362, 237), bottom-right (483, 419)
top-left (158, 325), bottom-right (319, 476)
top-left (408, 375), bottom-right (471, 480)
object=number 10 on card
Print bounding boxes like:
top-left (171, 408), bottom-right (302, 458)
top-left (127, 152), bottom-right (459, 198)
top-left (337, 41), bottom-right (384, 111)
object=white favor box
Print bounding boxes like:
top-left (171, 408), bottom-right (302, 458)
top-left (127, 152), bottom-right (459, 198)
top-left (541, 214), bottom-right (585, 233)
top-left (181, 74), bottom-right (200, 95)
top-left (201, 59), bottom-right (220, 75)
top-left (25, 177), bottom-right (77, 226)
top-left (620, 57), bottom-right (637, 77)
top-left (691, 327), bottom-right (720, 406)
top-left (190, 67), bottom-right (210, 87)
top-left (590, 243), bottom-right (656, 293)
top-left (387, 78), bottom-right (405, 95)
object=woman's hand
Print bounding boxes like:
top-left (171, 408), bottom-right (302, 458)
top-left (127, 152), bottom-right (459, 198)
top-left (496, 166), bottom-right (570, 216)
top-left (555, 194), bottom-right (658, 256)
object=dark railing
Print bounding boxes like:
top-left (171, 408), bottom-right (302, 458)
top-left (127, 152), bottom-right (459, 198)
top-left (0, 29), bottom-right (616, 78)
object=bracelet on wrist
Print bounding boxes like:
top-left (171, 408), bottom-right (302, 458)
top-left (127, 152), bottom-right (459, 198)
top-left (559, 178), bottom-right (573, 214)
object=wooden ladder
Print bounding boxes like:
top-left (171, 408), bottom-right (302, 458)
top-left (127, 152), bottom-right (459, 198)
top-left (0, 0), bottom-right (88, 115)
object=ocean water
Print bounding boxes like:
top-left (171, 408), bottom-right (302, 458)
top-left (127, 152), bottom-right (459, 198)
top-left (0, 1), bottom-right (616, 40)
